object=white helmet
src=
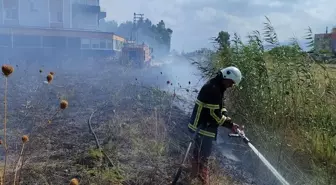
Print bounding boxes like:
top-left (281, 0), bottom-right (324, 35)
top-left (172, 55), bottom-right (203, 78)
top-left (220, 66), bottom-right (242, 85)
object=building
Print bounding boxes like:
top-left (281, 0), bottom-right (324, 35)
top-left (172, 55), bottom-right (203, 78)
top-left (0, 0), bottom-right (125, 59)
top-left (314, 33), bottom-right (332, 53)
top-left (314, 27), bottom-right (336, 54)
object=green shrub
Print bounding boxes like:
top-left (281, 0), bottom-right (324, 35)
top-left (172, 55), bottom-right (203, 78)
top-left (193, 16), bottom-right (336, 185)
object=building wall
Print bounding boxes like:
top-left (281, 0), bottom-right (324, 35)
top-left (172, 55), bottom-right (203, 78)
top-left (72, 12), bottom-right (98, 30)
top-left (112, 35), bottom-right (125, 51)
top-left (63, 0), bottom-right (71, 28)
top-left (49, 0), bottom-right (63, 28)
top-left (0, 0), bottom-right (102, 30)
top-left (0, 0), bottom-right (113, 60)
top-left (0, 27), bottom-right (125, 53)
top-left (73, 0), bottom-right (99, 6)
top-left (331, 40), bottom-right (336, 54)
top-left (71, 0), bottom-right (100, 30)
top-left (314, 33), bottom-right (332, 53)
top-left (2, 0), bottom-right (20, 26)
top-left (0, 0), bottom-right (3, 24)
top-left (19, 0), bottom-right (49, 27)
top-left (331, 29), bottom-right (336, 54)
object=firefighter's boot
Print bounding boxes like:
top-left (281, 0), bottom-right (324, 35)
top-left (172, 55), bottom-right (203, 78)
top-left (199, 164), bottom-right (210, 185)
top-left (190, 157), bottom-right (199, 179)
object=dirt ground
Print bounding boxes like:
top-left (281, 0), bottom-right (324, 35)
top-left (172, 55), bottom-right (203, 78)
top-left (0, 58), bottom-right (256, 185)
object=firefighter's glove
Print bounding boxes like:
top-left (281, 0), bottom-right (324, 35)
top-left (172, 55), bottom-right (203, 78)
top-left (224, 116), bottom-right (233, 125)
top-left (221, 108), bottom-right (228, 116)
top-left (231, 123), bottom-right (240, 134)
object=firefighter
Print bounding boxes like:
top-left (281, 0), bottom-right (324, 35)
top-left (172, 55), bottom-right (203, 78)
top-left (188, 66), bottom-right (243, 185)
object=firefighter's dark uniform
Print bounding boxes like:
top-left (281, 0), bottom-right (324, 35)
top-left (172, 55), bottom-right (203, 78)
top-left (188, 72), bottom-right (234, 184)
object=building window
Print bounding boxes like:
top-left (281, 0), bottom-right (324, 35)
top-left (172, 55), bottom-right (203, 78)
top-left (67, 38), bottom-right (81, 49)
top-left (57, 12), bottom-right (63, 22)
top-left (100, 40), bottom-right (106, 49)
top-left (91, 39), bottom-right (100, 49)
top-left (5, 8), bottom-right (18, 20)
top-left (14, 35), bottom-right (41, 48)
top-left (85, 13), bottom-right (98, 27)
top-left (43, 36), bottom-right (66, 48)
top-left (0, 34), bottom-right (11, 47)
top-left (75, 0), bottom-right (98, 5)
top-left (81, 38), bottom-right (91, 49)
top-left (87, 0), bottom-right (98, 6)
top-left (29, 0), bottom-right (38, 12)
top-left (107, 40), bottom-right (113, 49)
top-left (3, 0), bottom-right (19, 20)
top-left (49, 0), bottom-right (63, 23)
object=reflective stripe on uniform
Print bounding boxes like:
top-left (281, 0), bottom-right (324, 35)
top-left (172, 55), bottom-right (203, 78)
top-left (193, 101), bottom-right (203, 127)
top-left (195, 99), bottom-right (219, 109)
top-left (195, 99), bottom-right (226, 126)
top-left (210, 109), bottom-right (225, 125)
top-left (188, 123), bottom-right (216, 138)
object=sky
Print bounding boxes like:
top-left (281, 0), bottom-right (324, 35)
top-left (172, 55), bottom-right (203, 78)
top-left (100, 0), bottom-right (336, 52)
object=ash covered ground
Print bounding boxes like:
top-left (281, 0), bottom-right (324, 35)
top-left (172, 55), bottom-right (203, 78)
top-left (0, 57), bottom-right (266, 185)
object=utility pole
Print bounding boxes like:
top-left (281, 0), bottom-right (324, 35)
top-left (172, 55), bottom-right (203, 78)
top-left (131, 12), bottom-right (144, 44)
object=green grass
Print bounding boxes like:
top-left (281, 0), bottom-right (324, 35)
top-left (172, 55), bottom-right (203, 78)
top-left (194, 17), bottom-right (336, 185)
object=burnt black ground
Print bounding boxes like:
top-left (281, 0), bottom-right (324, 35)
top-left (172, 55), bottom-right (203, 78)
top-left (0, 57), bottom-right (267, 185)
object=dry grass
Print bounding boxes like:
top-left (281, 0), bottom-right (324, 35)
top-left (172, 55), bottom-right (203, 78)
top-left (0, 58), bottom-right (249, 185)
top-left (0, 64), bottom-right (72, 185)
top-left (67, 84), bottom-right (242, 185)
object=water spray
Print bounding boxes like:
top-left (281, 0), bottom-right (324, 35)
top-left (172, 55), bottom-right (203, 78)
top-left (229, 129), bottom-right (290, 185)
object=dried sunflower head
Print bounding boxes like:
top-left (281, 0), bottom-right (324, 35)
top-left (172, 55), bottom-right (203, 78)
top-left (47, 74), bottom-right (53, 83)
top-left (60, 100), bottom-right (68, 110)
top-left (2, 65), bottom-right (14, 77)
top-left (69, 178), bottom-right (79, 185)
top-left (22, 135), bottom-right (29, 143)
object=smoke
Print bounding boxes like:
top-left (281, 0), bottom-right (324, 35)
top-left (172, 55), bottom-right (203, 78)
top-left (136, 31), bottom-right (170, 58)
top-left (160, 55), bottom-right (204, 87)
top-left (144, 53), bottom-right (206, 115)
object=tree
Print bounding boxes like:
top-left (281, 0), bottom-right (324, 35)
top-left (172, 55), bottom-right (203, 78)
top-left (99, 19), bottom-right (118, 32)
top-left (214, 31), bottom-right (230, 49)
top-left (99, 18), bottom-right (173, 56)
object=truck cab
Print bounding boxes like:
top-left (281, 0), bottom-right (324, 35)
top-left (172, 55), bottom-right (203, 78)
top-left (121, 41), bottom-right (152, 68)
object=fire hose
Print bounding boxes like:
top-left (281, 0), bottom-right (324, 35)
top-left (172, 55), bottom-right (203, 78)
top-left (228, 128), bottom-right (290, 185)
top-left (171, 127), bottom-right (290, 185)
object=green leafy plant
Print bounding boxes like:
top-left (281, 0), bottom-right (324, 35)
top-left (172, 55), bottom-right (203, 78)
top-left (192, 16), bottom-right (336, 185)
